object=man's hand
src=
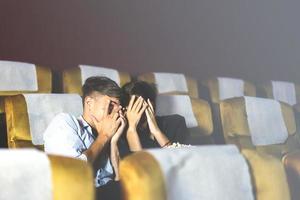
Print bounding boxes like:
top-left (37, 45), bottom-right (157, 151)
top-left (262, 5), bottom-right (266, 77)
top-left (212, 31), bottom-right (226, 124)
top-left (91, 99), bottom-right (122, 139)
top-left (111, 110), bottom-right (127, 145)
top-left (126, 95), bottom-right (147, 131)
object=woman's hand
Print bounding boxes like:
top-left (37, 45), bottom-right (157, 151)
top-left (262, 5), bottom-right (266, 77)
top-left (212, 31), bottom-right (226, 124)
top-left (145, 99), bottom-right (171, 147)
top-left (126, 95), bottom-right (147, 131)
top-left (145, 99), bottom-right (161, 136)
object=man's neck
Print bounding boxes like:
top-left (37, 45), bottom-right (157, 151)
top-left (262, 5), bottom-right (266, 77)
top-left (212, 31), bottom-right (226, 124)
top-left (82, 112), bottom-right (95, 129)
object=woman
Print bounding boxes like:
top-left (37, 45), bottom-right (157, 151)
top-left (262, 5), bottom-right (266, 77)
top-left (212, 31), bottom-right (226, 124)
top-left (120, 80), bottom-right (188, 152)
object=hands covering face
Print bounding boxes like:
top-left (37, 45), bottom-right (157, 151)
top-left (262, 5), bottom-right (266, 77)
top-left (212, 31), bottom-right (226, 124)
top-left (91, 97), bottom-right (127, 140)
top-left (126, 96), bottom-right (148, 131)
top-left (126, 95), bottom-right (160, 134)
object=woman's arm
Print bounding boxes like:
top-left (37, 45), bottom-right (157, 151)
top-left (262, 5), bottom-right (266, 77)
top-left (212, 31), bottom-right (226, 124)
top-left (145, 99), bottom-right (171, 147)
top-left (125, 95), bottom-right (147, 151)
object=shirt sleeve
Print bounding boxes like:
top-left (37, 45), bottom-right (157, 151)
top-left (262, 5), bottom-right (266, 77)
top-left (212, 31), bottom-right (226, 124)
top-left (43, 113), bottom-right (86, 159)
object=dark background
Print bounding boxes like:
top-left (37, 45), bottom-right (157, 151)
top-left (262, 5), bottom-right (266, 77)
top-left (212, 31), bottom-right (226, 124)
top-left (1, 0), bottom-right (300, 83)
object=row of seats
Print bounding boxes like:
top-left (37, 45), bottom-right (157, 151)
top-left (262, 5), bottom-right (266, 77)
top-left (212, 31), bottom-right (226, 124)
top-left (119, 145), bottom-right (290, 200)
top-left (1, 60), bottom-right (300, 199)
top-left (0, 149), bottom-right (94, 200)
top-left (1, 145), bottom-right (291, 200)
top-left (1, 60), bottom-right (300, 102)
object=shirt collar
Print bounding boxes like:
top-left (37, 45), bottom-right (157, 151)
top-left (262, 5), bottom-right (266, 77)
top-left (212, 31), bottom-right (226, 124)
top-left (78, 115), bottom-right (97, 139)
top-left (78, 115), bottom-right (91, 129)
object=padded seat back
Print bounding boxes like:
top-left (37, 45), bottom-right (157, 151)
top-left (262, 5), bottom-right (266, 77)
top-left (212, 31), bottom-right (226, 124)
top-left (0, 61), bottom-right (52, 112)
top-left (203, 77), bottom-right (256, 103)
top-left (220, 96), bottom-right (299, 158)
top-left (261, 80), bottom-right (300, 106)
top-left (4, 94), bottom-right (82, 149)
top-left (138, 72), bottom-right (199, 98)
top-left (0, 149), bottom-right (94, 200)
top-left (242, 149), bottom-right (291, 200)
top-left (283, 150), bottom-right (300, 200)
top-left (120, 145), bottom-right (254, 200)
top-left (155, 95), bottom-right (213, 144)
top-left (62, 65), bottom-right (131, 95)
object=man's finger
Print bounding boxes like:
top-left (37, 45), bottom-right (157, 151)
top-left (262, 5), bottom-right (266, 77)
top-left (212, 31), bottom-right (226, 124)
top-left (112, 112), bottom-right (119, 121)
top-left (90, 115), bottom-right (100, 124)
top-left (111, 105), bottom-right (121, 114)
top-left (103, 99), bottom-right (111, 116)
top-left (116, 118), bottom-right (122, 127)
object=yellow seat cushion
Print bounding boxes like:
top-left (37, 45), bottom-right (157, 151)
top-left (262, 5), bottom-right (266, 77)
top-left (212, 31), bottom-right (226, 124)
top-left (49, 154), bottom-right (95, 200)
top-left (120, 151), bottom-right (166, 200)
top-left (283, 151), bottom-right (300, 200)
top-left (242, 149), bottom-right (290, 200)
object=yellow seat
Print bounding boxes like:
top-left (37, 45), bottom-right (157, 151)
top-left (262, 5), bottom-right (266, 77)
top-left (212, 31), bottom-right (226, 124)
top-left (0, 149), bottom-right (94, 200)
top-left (138, 72), bottom-right (199, 98)
top-left (4, 93), bottom-right (82, 149)
top-left (0, 61), bottom-right (52, 147)
top-left (242, 149), bottom-right (291, 200)
top-left (283, 150), bottom-right (300, 200)
top-left (220, 96), bottom-right (300, 158)
top-left (260, 80), bottom-right (300, 106)
top-left (202, 77), bottom-right (256, 104)
top-left (156, 94), bottom-right (213, 144)
top-left (120, 145), bottom-right (254, 200)
top-left (201, 77), bottom-right (256, 144)
top-left (62, 65), bottom-right (131, 95)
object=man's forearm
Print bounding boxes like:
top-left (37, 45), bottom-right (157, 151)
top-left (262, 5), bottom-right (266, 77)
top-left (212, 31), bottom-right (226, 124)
top-left (110, 141), bottom-right (120, 180)
top-left (83, 134), bottom-right (110, 163)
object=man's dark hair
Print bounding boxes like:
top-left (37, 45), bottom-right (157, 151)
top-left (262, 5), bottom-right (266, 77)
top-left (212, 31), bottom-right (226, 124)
top-left (82, 76), bottom-right (122, 103)
top-left (121, 80), bottom-right (157, 107)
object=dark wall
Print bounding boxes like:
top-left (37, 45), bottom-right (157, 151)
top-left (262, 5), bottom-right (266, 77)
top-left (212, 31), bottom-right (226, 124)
top-left (1, 0), bottom-right (300, 83)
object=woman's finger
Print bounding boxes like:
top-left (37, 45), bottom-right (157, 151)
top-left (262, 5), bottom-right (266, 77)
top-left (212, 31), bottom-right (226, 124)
top-left (127, 95), bottom-right (136, 111)
top-left (147, 99), bottom-right (155, 112)
top-left (138, 102), bottom-right (148, 117)
top-left (132, 96), bottom-right (144, 112)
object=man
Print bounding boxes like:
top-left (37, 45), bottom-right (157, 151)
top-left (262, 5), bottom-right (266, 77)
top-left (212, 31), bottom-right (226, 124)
top-left (120, 80), bottom-right (188, 152)
top-left (43, 76), bottom-right (126, 199)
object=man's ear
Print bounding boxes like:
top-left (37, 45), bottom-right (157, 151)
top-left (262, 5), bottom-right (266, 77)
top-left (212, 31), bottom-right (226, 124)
top-left (85, 96), bottom-right (93, 108)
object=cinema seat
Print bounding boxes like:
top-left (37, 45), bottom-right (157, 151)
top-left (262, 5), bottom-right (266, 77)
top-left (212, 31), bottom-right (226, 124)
top-left (0, 61), bottom-right (52, 97)
top-left (155, 95), bottom-right (213, 144)
top-left (260, 80), bottom-right (300, 106)
top-left (262, 82), bottom-right (300, 145)
top-left (220, 96), bottom-right (300, 158)
top-left (202, 77), bottom-right (256, 103)
top-left (120, 145), bottom-right (254, 200)
top-left (4, 93), bottom-right (82, 149)
top-left (138, 72), bottom-right (199, 98)
top-left (62, 65), bottom-right (131, 95)
top-left (0, 149), bottom-right (94, 200)
top-left (201, 77), bottom-right (256, 144)
top-left (242, 149), bottom-right (291, 200)
top-left (0, 61), bottom-right (52, 147)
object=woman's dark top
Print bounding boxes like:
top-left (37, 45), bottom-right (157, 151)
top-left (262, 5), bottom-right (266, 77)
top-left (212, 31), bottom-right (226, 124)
top-left (118, 114), bottom-right (188, 157)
